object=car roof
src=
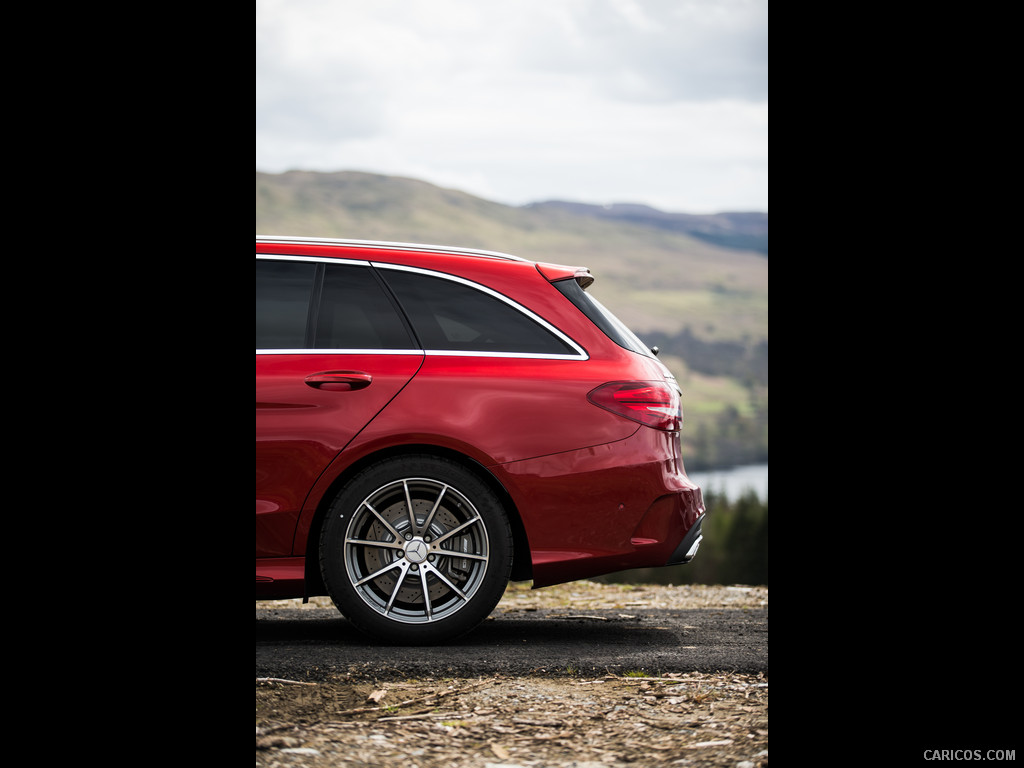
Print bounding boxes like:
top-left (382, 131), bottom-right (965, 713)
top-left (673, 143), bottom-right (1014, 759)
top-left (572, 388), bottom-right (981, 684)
top-left (256, 236), bottom-right (595, 288)
top-left (256, 236), bottom-right (528, 264)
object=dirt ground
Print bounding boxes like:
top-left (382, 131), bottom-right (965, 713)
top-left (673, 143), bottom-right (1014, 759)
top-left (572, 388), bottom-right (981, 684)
top-left (256, 582), bottom-right (768, 767)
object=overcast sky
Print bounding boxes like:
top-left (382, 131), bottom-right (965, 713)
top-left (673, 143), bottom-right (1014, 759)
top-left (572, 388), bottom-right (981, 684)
top-left (256, 0), bottom-right (767, 214)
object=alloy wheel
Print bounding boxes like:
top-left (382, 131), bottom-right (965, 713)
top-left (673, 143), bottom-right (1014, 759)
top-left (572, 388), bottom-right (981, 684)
top-left (342, 477), bottom-right (491, 624)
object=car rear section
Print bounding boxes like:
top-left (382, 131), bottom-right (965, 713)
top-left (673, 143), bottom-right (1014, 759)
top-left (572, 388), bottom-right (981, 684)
top-left (256, 237), bottom-right (704, 642)
top-left (487, 273), bottom-right (705, 587)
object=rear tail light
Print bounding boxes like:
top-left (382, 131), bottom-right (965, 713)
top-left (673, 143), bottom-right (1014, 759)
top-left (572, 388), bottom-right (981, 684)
top-left (587, 380), bottom-right (681, 431)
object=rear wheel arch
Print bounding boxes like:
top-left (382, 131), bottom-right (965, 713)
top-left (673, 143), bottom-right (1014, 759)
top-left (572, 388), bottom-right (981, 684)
top-left (303, 444), bottom-right (532, 596)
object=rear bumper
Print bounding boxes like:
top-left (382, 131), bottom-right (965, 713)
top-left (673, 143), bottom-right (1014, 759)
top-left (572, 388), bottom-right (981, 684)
top-left (494, 427), bottom-right (706, 588)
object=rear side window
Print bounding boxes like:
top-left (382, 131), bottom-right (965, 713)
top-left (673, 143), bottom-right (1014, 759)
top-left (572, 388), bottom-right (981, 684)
top-left (381, 267), bottom-right (580, 356)
top-left (316, 264), bottom-right (414, 350)
top-left (256, 259), bottom-right (414, 351)
top-left (256, 260), bottom-right (315, 349)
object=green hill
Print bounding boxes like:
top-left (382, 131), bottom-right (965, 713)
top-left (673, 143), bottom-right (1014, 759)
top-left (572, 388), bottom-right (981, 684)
top-left (256, 170), bottom-right (767, 469)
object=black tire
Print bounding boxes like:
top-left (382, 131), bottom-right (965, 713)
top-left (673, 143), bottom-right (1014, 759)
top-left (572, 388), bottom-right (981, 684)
top-left (319, 455), bottom-right (513, 644)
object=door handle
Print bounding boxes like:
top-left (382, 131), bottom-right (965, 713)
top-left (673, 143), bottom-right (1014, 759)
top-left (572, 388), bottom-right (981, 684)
top-left (304, 371), bottom-right (373, 391)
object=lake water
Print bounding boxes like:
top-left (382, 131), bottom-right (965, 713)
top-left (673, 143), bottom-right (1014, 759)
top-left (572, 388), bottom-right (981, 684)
top-left (689, 463), bottom-right (768, 502)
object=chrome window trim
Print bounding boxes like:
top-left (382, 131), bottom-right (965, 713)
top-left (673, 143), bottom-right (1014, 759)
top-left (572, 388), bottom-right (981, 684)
top-left (372, 262), bottom-right (588, 360)
top-left (255, 255), bottom-right (589, 360)
top-left (255, 349), bottom-right (582, 360)
top-left (422, 349), bottom-right (584, 360)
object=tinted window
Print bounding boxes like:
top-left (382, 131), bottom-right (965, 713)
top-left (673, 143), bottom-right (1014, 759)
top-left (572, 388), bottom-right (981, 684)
top-left (256, 260), bottom-right (315, 349)
top-left (317, 265), bottom-right (415, 350)
top-left (554, 278), bottom-right (653, 357)
top-left (382, 268), bottom-right (577, 355)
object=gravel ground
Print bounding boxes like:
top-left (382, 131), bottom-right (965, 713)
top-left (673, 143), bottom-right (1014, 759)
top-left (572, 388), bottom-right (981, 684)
top-left (257, 582), bottom-right (768, 768)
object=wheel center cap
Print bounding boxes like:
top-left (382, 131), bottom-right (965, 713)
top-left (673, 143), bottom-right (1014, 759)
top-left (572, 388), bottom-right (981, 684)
top-left (404, 538), bottom-right (429, 564)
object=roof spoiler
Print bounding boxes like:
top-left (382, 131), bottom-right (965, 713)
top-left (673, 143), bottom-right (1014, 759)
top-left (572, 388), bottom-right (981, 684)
top-left (536, 262), bottom-right (595, 289)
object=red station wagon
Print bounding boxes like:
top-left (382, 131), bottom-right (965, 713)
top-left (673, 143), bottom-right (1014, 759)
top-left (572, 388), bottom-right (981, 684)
top-left (256, 237), bottom-right (705, 643)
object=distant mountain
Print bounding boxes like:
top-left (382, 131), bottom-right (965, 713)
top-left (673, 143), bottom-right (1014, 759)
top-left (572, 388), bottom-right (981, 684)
top-left (525, 201), bottom-right (768, 255)
top-left (256, 170), bottom-right (766, 344)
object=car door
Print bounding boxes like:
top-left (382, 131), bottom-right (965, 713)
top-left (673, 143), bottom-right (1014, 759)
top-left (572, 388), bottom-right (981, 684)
top-left (256, 258), bottom-right (423, 556)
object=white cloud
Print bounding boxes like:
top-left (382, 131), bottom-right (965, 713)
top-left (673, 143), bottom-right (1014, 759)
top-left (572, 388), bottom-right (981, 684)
top-left (256, 0), bottom-right (768, 213)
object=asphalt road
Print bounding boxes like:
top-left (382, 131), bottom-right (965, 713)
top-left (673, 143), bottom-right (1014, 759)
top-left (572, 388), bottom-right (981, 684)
top-left (256, 606), bottom-right (768, 681)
